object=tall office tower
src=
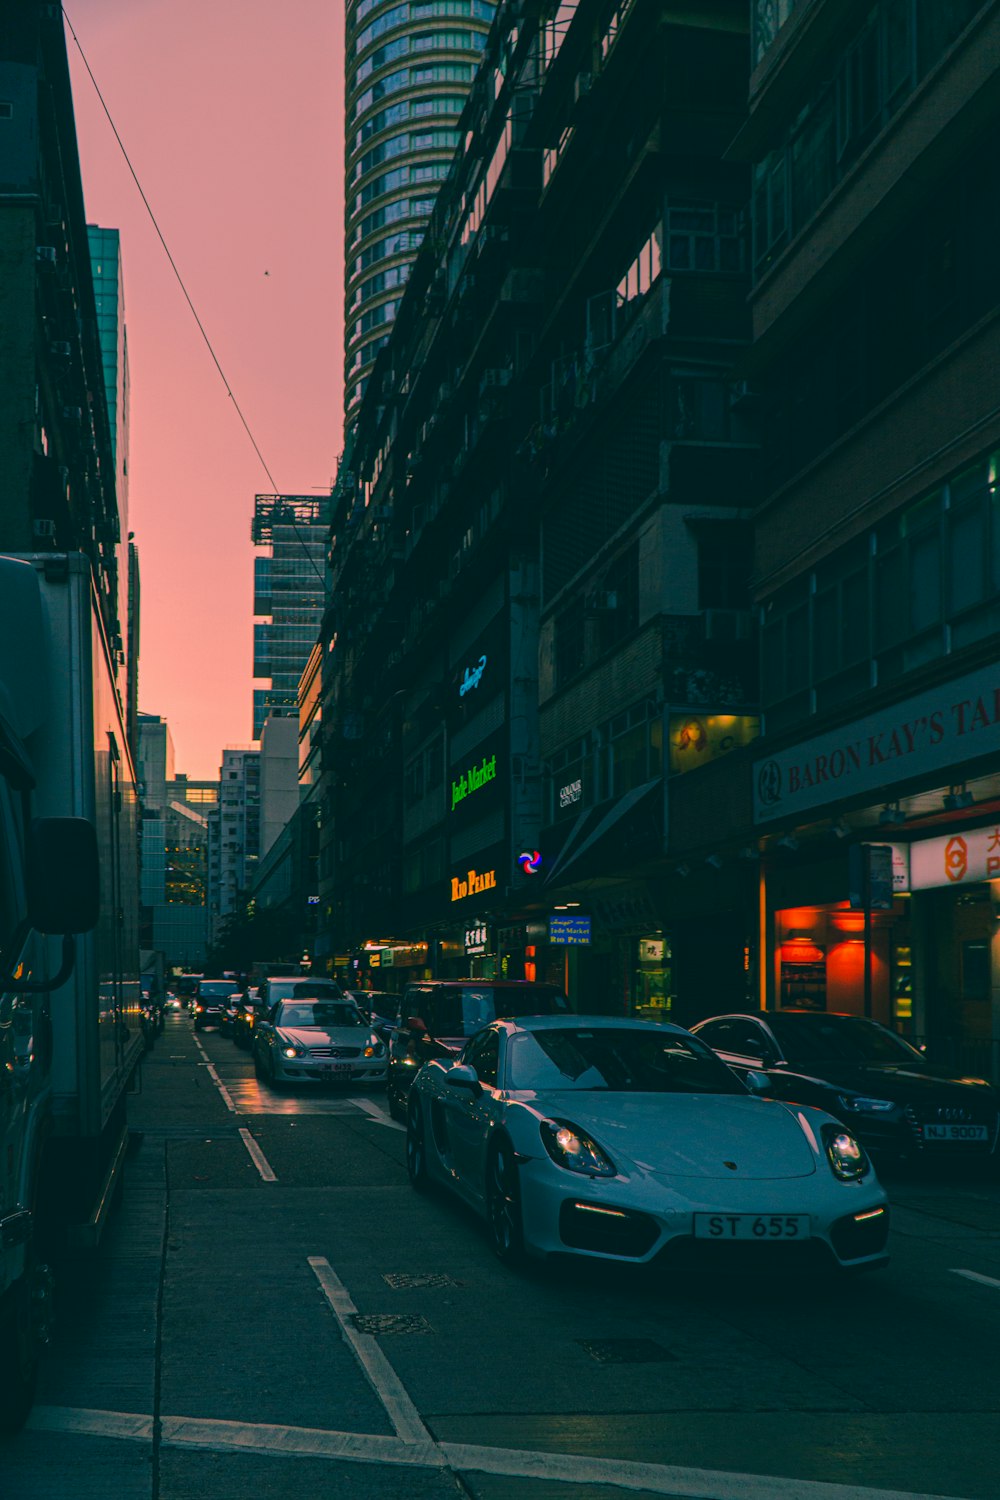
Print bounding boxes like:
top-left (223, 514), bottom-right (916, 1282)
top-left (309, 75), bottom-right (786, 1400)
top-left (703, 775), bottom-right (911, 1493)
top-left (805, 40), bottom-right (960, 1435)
top-left (87, 224), bottom-right (135, 741)
top-left (344, 0), bottom-right (497, 418)
top-left (208, 747), bottom-right (261, 938)
top-left (251, 493), bottom-right (330, 740)
top-left (137, 717), bottom-right (215, 966)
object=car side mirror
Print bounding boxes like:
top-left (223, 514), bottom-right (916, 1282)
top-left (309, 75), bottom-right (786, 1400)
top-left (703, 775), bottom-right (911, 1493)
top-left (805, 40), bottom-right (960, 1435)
top-left (745, 1069), bottom-right (771, 1094)
top-left (445, 1063), bottom-right (481, 1095)
top-left (406, 1015), bottom-right (428, 1035)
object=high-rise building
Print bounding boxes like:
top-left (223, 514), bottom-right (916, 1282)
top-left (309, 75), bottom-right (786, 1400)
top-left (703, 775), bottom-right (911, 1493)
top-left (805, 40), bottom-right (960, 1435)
top-left (344, 0), bottom-right (497, 417)
top-left (87, 223), bottom-right (137, 754)
top-left (208, 747), bottom-right (261, 937)
top-left (137, 716), bottom-right (215, 967)
top-left (251, 493), bottom-right (329, 740)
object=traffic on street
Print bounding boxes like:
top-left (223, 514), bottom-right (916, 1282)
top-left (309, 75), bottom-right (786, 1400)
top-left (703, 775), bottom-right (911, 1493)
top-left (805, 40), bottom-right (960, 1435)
top-left (5, 1009), bottom-right (1000, 1500)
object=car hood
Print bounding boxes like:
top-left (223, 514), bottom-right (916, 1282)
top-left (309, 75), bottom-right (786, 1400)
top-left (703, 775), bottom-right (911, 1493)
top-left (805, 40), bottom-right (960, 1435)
top-left (522, 1091), bottom-right (819, 1180)
top-left (277, 1026), bottom-right (372, 1049)
top-left (778, 1062), bottom-right (998, 1106)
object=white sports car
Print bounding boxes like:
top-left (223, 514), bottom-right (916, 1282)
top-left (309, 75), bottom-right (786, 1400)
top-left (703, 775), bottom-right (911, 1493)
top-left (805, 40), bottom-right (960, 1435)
top-left (253, 997), bottom-right (388, 1087)
top-left (405, 1016), bottom-right (890, 1272)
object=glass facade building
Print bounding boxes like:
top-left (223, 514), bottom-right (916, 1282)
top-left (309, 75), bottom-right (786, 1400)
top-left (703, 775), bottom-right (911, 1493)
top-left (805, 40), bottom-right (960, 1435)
top-left (251, 493), bottom-right (330, 740)
top-left (344, 0), bottom-right (497, 417)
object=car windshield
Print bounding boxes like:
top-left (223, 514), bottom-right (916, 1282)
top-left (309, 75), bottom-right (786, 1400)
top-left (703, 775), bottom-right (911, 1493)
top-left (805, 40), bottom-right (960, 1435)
top-left (278, 1002), bottom-right (363, 1029)
top-left (269, 981), bottom-right (344, 1003)
top-left (199, 983), bottom-right (234, 999)
top-left (771, 1014), bottom-right (924, 1067)
top-left (506, 1027), bottom-right (746, 1094)
top-left (412, 985), bottom-right (570, 1039)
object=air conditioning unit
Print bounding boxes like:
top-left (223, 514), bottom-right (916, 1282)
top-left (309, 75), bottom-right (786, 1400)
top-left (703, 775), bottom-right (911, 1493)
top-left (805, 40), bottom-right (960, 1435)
top-left (33, 519), bottom-right (57, 540)
top-left (36, 245), bottom-right (57, 269)
top-left (703, 608), bottom-right (752, 641)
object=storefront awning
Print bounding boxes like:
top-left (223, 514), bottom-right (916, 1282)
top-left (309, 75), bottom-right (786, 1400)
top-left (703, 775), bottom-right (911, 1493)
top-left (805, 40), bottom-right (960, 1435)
top-left (544, 778), bottom-right (661, 886)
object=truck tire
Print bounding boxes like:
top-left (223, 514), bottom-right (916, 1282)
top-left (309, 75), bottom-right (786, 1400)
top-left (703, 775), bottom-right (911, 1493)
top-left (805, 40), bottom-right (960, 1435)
top-left (0, 1275), bottom-right (39, 1433)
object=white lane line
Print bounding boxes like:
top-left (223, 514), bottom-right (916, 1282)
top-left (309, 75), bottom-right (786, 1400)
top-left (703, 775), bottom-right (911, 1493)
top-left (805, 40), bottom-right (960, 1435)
top-left (192, 1034), bottom-right (237, 1113)
top-left (238, 1126), bottom-right (277, 1181)
top-left (29, 1405), bottom-right (974, 1500)
top-left (347, 1095), bottom-right (406, 1132)
top-left (28, 1406), bottom-right (153, 1442)
top-left (951, 1267), bottom-right (1000, 1290)
top-left (307, 1255), bottom-right (438, 1451)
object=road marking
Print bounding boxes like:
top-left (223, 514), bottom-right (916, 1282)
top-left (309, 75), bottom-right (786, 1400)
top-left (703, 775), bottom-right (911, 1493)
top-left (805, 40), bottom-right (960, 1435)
top-left (348, 1095), bottom-right (406, 1131)
top-left (27, 1406), bottom-right (974, 1499)
top-left (238, 1126), bottom-right (277, 1181)
top-left (192, 1034), bottom-right (237, 1113)
top-left (307, 1256), bottom-right (438, 1450)
top-left (951, 1267), bottom-right (1000, 1291)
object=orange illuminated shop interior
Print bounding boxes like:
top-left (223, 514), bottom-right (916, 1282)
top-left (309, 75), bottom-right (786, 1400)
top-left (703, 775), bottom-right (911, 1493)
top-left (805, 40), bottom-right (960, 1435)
top-left (775, 901), bottom-right (912, 1033)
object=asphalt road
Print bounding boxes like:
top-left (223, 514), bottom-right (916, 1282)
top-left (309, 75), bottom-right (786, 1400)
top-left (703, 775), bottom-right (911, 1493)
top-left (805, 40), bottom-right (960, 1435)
top-left (3, 1012), bottom-right (1000, 1500)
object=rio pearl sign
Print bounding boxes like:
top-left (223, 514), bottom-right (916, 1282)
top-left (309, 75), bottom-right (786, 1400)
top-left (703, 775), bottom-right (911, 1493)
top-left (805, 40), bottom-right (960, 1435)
top-left (754, 664), bottom-right (1000, 823)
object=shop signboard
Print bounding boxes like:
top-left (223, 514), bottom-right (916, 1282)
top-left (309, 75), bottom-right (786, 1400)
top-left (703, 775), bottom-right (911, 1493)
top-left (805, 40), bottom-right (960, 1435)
top-left (910, 825), bottom-right (1000, 890)
top-left (549, 915), bottom-right (592, 945)
top-left (753, 664), bottom-right (1000, 823)
top-left (669, 714), bottom-right (760, 775)
top-left (464, 924), bottom-right (489, 954)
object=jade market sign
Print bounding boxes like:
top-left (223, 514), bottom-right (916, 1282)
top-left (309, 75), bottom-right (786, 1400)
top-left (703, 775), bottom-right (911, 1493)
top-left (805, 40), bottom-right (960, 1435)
top-left (451, 752), bottom-right (498, 811)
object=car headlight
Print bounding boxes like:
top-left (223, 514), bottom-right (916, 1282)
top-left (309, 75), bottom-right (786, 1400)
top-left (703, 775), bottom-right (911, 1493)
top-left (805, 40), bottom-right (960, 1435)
top-left (540, 1119), bottom-right (616, 1177)
top-left (364, 1041), bottom-right (386, 1058)
top-left (822, 1124), bottom-right (870, 1181)
top-left (837, 1094), bottom-right (895, 1114)
top-left (282, 1044), bottom-right (304, 1059)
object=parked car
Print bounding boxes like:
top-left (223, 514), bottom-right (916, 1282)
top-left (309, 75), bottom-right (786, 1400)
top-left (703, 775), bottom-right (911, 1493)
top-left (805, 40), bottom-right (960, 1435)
top-left (387, 979), bottom-right (570, 1120)
top-left (690, 1010), bottom-right (1000, 1169)
top-left (217, 993), bottom-right (243, 1037)
top-left (192, 979), bottom-right (235, 1031)
top-left (253, 996), bottom-right (388, 1088)
top-left (232, 994), bottom-right (266, 1050)
top-left (405, 1015), bottom-right (889, 1272)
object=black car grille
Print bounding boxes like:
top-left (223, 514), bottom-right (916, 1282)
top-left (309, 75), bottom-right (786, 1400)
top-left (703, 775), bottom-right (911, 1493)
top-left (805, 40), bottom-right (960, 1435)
top-left (309, 1046), bottom-right (361, 1059)
top-left (559, 1200), bottom-right (659, 1258)
top-left (904, 1103), bottom-right (999, 1151)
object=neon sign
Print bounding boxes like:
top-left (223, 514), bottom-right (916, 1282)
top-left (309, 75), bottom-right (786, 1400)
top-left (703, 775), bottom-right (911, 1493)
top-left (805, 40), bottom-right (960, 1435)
top-left (450, 867), bottom-right (497, 901)
top-left (559, 779), bottom-right (582, 808)
top-left (451, 753), bottom-right (497, 811)
top-left (459, 654), bottom-right (487, 697)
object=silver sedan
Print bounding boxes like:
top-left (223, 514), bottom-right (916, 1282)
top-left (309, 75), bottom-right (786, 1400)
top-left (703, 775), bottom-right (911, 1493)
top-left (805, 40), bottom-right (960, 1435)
top-left (406, 1015), bottom-right (890, 1273)
top-left (253, 998), bottom-right (388, 1087)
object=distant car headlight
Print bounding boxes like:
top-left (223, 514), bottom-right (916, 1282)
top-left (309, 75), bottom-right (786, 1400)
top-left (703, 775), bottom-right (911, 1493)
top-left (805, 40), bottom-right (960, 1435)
top-left (540, 1119), bottom-right (616, 1177)
top-left (837, 1094), bottom-right (895, 1114)
top-left (282, 1044), bottom-right (305, 1059)
top-left (822, 1124), bottom-right (870, 1181)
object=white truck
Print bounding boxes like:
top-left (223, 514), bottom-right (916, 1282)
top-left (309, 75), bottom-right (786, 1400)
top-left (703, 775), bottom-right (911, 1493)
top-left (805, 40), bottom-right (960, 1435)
top-left (0, 553), bottom-right (142, 1429)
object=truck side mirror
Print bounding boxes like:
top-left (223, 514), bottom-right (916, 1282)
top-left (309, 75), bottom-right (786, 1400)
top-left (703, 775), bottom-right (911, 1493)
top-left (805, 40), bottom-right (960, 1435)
top-left (27, 817), bottom-right (100, 934)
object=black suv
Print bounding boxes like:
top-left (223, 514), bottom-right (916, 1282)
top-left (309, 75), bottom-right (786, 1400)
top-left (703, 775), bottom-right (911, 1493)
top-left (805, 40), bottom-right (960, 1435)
top-left (386, 979), bottom-right (570, 1119)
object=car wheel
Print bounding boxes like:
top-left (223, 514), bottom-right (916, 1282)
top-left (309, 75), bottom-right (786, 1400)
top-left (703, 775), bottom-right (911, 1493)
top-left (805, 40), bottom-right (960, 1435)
top-left (253, 1046), bottom-right (265, 1081)
top-left (0, 1274), bottom-right (39, 1433)
top-left (406, 1094), bottom-right (430, 1191)
top-left (486, 1139), bottom-right (525, 1266)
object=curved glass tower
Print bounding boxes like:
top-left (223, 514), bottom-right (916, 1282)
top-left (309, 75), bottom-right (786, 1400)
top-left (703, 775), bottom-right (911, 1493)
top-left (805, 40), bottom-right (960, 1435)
top-left (344, 0), bottom-right (496, 419)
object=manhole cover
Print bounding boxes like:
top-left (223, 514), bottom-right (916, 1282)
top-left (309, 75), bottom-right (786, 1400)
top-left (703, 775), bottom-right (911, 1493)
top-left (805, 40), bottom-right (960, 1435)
top-left (382, 1272), bottom-right (464, 1290)
top-left (350, 1313), bottom-right (434, 1336)
top-left (578, 1338), bottom-right (675, 1364)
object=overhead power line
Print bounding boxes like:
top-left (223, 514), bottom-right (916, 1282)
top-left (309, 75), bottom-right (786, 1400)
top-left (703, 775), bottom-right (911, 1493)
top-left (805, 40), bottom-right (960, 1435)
top-left (62, 6), bottom-right (328, 591)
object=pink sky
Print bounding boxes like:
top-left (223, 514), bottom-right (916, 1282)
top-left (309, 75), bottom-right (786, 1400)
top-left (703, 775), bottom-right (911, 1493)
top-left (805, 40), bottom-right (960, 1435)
top-left (67, 0), bottom-right (344, 779)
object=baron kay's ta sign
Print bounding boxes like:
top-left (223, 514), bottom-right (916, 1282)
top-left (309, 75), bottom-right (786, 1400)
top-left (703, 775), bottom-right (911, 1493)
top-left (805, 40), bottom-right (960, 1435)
top-left (754, 664), bottom-right (1000, 822)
